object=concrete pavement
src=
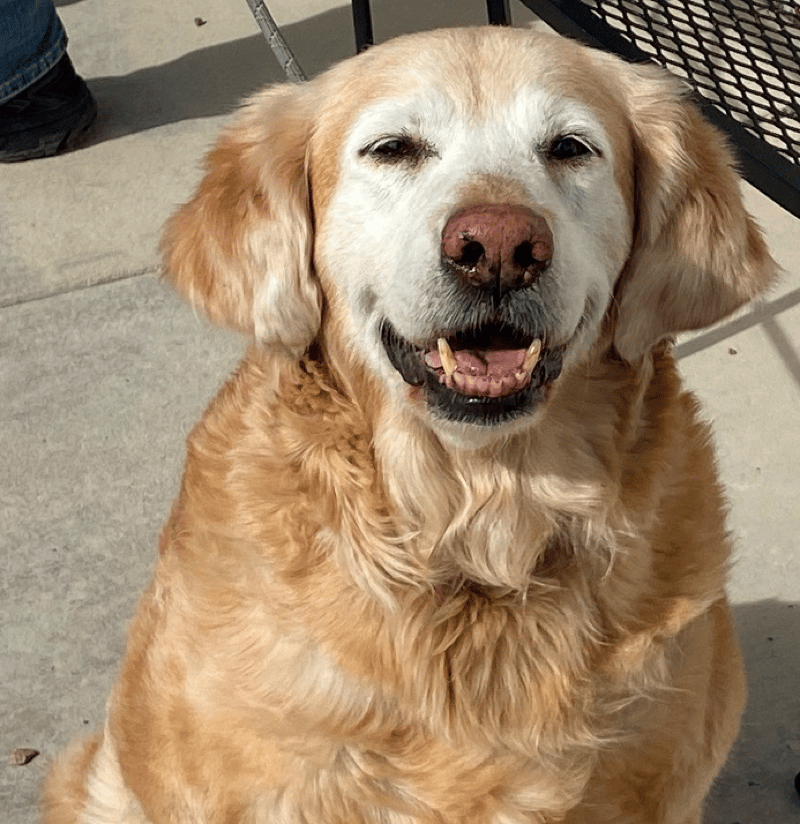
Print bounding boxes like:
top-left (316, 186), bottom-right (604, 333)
top-left (1, 1), bottom-right (798, 821)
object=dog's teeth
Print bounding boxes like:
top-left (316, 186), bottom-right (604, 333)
top-left (437, 337), bottom-right (457, 377)
top-left (523, 339), bottom-right (543, 374)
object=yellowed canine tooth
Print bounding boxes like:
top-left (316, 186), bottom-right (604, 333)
top-left (523, 339), bottom-right (542, 374)
top-left (437, 337), bottom-right (457, 377)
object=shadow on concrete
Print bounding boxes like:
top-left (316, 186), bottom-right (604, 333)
top-left (674, 286), bottom-right (800, 359)
top-left (675, 287), bottom-right (800, 394)
top-left (707, 598), bottom-right (800, 822)
top-left (84, 33), bottom-right (288, 142)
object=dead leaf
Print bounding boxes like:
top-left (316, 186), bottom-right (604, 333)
top-left (10, 748), bottom-right (40, 766)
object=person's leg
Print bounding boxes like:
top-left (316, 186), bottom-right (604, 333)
top-left (0, 0), bottom-right (68, 103)
top-left (0, 0), bottom-right (96, 161)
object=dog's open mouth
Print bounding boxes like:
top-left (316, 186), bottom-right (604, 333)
top-left (381, 321), bottom-right (564, 424)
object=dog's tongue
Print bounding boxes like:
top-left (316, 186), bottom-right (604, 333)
top-left (451, 349), bottom-right (525, 375)
top-left (424, 346), bottom-right (530, 398)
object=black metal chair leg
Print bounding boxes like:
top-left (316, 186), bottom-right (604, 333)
top-left (352, 0), bottom-right (374, 52)
top-left (487, 0), bottom-right (512, 25)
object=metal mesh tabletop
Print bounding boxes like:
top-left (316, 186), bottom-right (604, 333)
top-left (519, 0), bottom-right (800, 216)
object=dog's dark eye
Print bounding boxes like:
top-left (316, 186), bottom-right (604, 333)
top-left (362, 136), bottom-right (431, 164)
top-left (373, 138), bottom-right (414, 158)
top-left (548, 136), bottom-right (593, 162)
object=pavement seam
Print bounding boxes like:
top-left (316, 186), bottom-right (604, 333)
top-left (0, 265), bottom-right (162, 311)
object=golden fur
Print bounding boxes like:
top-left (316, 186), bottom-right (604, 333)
top-left (44, 28), bottom-right (776, 824)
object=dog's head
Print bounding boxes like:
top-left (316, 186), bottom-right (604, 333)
top-left (163, 28), bottom-right (775, 445)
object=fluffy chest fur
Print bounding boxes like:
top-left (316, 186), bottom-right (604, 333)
top-left (140, 343), bottom-right (728, 821)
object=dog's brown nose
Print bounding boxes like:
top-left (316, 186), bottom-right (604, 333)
top-left (441, 205), bottom-right (553, 295)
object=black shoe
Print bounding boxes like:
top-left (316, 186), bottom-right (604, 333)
top-left (0, 54), bottom-right (97, 162)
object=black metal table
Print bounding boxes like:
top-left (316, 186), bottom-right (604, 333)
top-left (517, 0), bottom-right (799, 217)
top-left (348, 0), bottom-right (799, 218)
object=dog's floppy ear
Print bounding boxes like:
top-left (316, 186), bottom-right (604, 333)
top-left (161, 84), bottom-right (321, 355)
top-left (612, 64), bottom-right (777, 362)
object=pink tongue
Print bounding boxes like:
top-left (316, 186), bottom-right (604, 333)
top-left (424, 348), bottom-right (526, 375)
top-left (453, 349), bottom-right (526, 375)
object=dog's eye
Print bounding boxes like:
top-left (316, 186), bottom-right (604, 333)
top-left (547, 136), bottom-right (594, 162)
top-left (373, 138), bottom-right (414, 158)
top-left (362, 136), bottom-right (431, 164)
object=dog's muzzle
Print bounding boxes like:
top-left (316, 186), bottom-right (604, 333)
top-left (381, 203), bottom-right (564, 424)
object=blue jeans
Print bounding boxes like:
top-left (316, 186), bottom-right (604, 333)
top-left (0, 0), bottom-right (67, 104)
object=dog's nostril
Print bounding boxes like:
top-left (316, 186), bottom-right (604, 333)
top-left (513, 242), bottom-right (535, 270)
top-left (458, 240), bottom-right (485, 268)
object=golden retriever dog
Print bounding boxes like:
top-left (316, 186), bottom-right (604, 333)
top-left (44, 27), bottom-right (777, 824)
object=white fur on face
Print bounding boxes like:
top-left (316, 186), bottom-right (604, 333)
top-left (316, 75), bottom-right (632, 431)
